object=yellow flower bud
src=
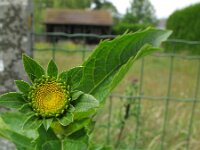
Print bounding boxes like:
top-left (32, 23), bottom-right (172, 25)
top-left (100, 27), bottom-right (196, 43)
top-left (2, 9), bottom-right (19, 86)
top-left (28, 76), bottom-right (70, 117)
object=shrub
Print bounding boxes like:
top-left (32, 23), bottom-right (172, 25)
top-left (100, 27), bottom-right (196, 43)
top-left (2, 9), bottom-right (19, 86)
top-left (165, 3), bottom-right (200, 54)
top-left (166, 3), bottom-right (200, 41)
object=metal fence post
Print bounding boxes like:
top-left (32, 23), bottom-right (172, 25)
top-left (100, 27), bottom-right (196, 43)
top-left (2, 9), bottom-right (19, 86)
top-left (160, 48), bottom-right (175, 150)
top-left (186, 59), bottom-right (200, 150)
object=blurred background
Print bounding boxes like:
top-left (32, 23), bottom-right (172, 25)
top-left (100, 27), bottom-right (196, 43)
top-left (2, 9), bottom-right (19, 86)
top-left (0, 0), bottom-right (200, 149)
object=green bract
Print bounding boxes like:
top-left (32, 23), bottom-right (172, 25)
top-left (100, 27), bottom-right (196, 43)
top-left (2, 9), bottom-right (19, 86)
top-left (0, 28), bottom-right (171, 150)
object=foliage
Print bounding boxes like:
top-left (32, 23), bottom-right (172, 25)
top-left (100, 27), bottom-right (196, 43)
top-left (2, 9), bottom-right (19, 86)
top-left (92, 0), bottom-right (118, 15)
top-left (165, 3), bottom-right (200, 54)
top-left (112, 22), bottom-right (149, 35)
top-left (166, 3), bottom-right (200, 41)
top-left (34, 0), bottom-right (92, 9)
top-left (0, 28), bottom-right (171, 149)
top-left (56, 0), bottom-right (91, 9)
top-left (92, 0), bottom-right (120, 23)
top-left (123, 0), bottom-right (157, 25)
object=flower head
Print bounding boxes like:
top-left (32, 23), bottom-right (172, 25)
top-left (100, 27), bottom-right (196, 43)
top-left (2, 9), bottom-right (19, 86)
top-left (29, 76), bottom-right (70, 117)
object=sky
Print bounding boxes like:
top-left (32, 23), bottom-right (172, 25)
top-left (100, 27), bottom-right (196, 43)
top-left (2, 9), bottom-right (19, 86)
top-left (107, 0), bottom-right (200, 18)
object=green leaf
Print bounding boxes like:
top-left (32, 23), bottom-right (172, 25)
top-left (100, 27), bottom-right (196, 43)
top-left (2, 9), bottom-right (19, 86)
top-left (43, 118), bottom-right (54, 131)
top-left (0, 112), bottom-right (39, 140)
top-left (42, 140), bottom-right (61, 150)
top-left (73, 94), bottom-right (99, 120)
top-left (112, 45), bottom-right (159, 87)
top-left (67, 128), bottom-right (89, 144)
top-left (0, 112), bottom-right (38, 148)
top-left (59, 66), bottom-right (83, 88)
top-left (15, 80), bottom-right (30, 95)
top-left (0, 92), bottom-right (25, 109)
top-left (75, 108), bottom-right (97, 121)
top-left (47, 59), bottom-right (58, 78)
top-left (22, 54), bottom-right (45, 82)
top-left (63, 118), bottom-right (91, 136)
top-left (15, 144), bottom-right (30, 150)
top-left (22, 114), bottom-right (43, 130)
top-left (57, 112), bottom-right (73, 126)
top-left (62, 139), bottom-right (88, 150)
top-left (35, 125), bottom-right (59, 150)
top-left (42, 139), bottom-right (88, 150)
top-left (1, 112), bottom-right (27, 132)
top-left (93, 45), bottom-right (159, 103)
top-left (19, 103), bottom-right (32, 114)
top-left (134, 44), bottom-right (160, 61)
top-left (89, 144), bottom-right (112, 150)
top-left (0, 129), bottom-right (35, 149)
top-left (68, 104), bottom-right (76, 113)
top-left (71, 90), bottom-right (84, 101)
top-left (41, 129), bottom-right (89, 150)
top-left (74, 94), bottom-right (99, 112)
top-left (73, 28), bottom-right (171, 103)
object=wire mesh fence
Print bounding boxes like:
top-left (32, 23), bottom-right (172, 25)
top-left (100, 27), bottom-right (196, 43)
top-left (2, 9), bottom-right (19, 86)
top-left (32, 32), bottom-right (200, 149)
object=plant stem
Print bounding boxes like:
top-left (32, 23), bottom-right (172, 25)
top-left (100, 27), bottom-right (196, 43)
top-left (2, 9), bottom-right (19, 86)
top-left (115, 103), bottom-right (131, 148)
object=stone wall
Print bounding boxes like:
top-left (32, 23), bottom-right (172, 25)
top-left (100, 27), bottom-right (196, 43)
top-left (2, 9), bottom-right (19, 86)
top-left (0, 0), bottom-right (33, 149)
top-left (0, 0), bottom-right (32, 94)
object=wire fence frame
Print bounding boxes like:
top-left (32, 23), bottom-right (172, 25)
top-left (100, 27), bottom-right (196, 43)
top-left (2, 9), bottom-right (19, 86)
top-left (32, 32), bottom-right (200, 150)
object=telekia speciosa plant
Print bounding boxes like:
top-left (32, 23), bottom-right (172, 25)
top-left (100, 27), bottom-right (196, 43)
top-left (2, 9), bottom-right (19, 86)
top-left (0, 28), bottom-right (171, 150)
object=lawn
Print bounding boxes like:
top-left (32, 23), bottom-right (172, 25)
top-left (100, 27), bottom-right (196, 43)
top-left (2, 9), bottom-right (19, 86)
top-left (34, 42), bottom-right (200, 150)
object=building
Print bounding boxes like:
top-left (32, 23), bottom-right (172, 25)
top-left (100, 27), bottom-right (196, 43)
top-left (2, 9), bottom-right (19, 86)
top-left (43, 8), bottom-right (113, 38)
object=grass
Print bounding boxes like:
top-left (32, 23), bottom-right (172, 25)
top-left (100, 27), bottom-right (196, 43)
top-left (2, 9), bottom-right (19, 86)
top-left (34, 42), bottom-right (200, 150)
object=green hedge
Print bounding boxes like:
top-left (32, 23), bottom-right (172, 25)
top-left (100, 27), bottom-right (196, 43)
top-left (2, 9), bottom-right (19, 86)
top-left (166, 3), bottom-right (200, 41)
top-left (166, 3), bottom-right (200, 54)
top-left (112, 23), bottom-right (149, 35)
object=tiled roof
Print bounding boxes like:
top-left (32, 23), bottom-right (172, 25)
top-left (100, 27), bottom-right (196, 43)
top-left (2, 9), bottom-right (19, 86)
top-left (44, 9), bottom-right (113, 26)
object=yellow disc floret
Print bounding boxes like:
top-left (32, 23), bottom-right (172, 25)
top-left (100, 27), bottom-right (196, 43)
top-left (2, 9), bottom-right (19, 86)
top-left (28, 76), bottom-right (70, 117)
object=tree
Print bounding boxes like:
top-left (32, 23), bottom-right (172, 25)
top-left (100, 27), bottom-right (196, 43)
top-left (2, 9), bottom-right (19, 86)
top-left (92, 0), bottom-right (119, 24)
top-left (93, 0), bottom-right (118, 12)
top-left (123, 0), bottom-right (157, 25)
top-left (59, 0), bottom-right (92, 9)
top-left (34, 0), bottom-right (92, 10)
